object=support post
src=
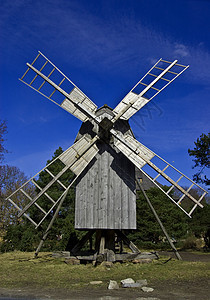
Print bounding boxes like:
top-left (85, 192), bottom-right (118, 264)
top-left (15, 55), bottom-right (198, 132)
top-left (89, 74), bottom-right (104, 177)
top-left (34, 186), bottom-right (70, 257)
top-left (136, 177), bottom-right (182, 260)
top-left (115, 230), bottom-right (140, 253)
top-left (70, 230), bottom-right (95, 255)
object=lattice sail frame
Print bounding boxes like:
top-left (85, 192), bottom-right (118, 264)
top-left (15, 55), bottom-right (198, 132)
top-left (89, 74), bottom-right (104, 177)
top-left (7, 135), bottom-right (98, 228)
top-left (6, 51), bottom-right (208, 228)
top-left (20, 51), bottom-right (98, 122)
top-left (113, 58), bottom-right (189, 121)
top-left (112, 132), bottom-right (207, 217)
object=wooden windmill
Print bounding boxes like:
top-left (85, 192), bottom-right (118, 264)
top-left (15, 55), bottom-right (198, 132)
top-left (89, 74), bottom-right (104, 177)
top-left (6, 52), bottom-right (207, 260)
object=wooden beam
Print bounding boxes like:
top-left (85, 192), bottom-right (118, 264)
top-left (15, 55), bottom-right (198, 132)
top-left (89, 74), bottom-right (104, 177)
top-left (115, 230), bottom-right (140, 254)
top-left (136, 177), bottom-right (182, 261)
top-left (70, 230), bottom-right (95, 255)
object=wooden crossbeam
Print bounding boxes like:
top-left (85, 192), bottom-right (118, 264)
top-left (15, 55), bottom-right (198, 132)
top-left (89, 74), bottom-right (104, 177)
top-left (45, 168), bottom-right (67, 190)
top-left (20, 188), bottom-right (46, 215)
top-left (31, 179), bottom-right (56, 204)
top-left (18, 165), bottom-right (70, 217)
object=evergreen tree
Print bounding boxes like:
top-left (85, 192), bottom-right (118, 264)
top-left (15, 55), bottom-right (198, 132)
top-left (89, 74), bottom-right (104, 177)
top-left (188, 132), bottom-right (210, 186)
top-left (189, 203), bottom-right (210, 250)
top-left (129, 187), bottom-right (190, 249)
top-left (1, 147), bottom-right (76, 252)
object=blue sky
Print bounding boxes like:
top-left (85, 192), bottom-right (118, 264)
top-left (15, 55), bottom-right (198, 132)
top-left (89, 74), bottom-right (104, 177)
top-left (1, 0), bottom-right (209, 186)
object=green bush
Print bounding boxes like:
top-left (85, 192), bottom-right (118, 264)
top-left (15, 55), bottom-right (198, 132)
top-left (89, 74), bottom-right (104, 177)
top-left (181, 236), bottom-right (197, 250)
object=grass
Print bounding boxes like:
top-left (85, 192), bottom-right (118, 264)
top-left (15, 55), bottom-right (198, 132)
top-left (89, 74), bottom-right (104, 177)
top-left (0, 251), bottom-right (210, 291)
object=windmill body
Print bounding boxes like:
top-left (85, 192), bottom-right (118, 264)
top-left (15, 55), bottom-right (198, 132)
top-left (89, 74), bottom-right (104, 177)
top-left (75, 105), bottom-right (136, 230)
top-left (6, 52), bottom-right (208, 258)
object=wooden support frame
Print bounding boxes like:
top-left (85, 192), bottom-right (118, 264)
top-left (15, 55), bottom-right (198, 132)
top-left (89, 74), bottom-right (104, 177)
top-left (70, 230), bottom-right (95, 255)
top-left (35, 186), bottom-right (71, 257)
top-left (136, 176), bottom-right (182, 260)
top-left (115, 230), bottom-right (140, 254)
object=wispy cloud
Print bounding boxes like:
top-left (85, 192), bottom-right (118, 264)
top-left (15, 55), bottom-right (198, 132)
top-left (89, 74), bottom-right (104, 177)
top-left (1, 0), bottom-right (210, 86)
top-left (173, 43), bottom-right (189, 58)
top-left (131, 87), bottom-right (210, 154)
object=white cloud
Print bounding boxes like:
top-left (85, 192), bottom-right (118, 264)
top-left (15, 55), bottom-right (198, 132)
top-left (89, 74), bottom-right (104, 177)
top-left (173, 43), bottom-right (189, 58)
top-left (1, 0), bottom-right (210, 87)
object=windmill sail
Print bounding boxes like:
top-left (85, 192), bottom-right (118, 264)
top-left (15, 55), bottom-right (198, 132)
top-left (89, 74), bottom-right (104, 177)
top-left (112, 58), bottom-right (189, 121)
top-left (112, 131), bottom-right (207, 217)
top-left (6, 135), bottom-right (99, 228)
top-left (6, 51), bottom-right (207, 255)
top-left (19, 51), bottom-right (98, 122)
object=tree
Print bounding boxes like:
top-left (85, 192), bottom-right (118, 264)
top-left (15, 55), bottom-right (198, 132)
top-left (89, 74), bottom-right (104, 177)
top-left (128, 187), bottom-right (190, 249)
top-left (189, 203), bottom-right (210, 250)
top-left (0, 165), bottom-right (34, 238)
top-left (188, 133), bottom-right (210, 186)
top-left (1, 147), bottom-right (77, 252)
top-left (32, 146), bottom-right (76, 251)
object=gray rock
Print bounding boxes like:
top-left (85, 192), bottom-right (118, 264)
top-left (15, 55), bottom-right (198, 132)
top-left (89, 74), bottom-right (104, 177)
top-left (101, 261), bottom-right (113, 268)
top-left (108, 280), bottom-right (119, 290)
top-left (90, 280), bottom-right (103, 285)
top-left (96, 254), bottom-right (104, 263)
top-left (64, 258), bottom-right (80, 265)
top-left (105, 249), bottom-right (116, 262)
top-left (136, 279), bottom-right (148, 286)
top-left (141, 286), bottom-right (154, 292)
top-left (92, 260), bottom-right (97, 266)
top-left (52, 251), bottom-right (70, 258)
top-left (121, 278), bottom-right (135, 285)
top-left (122, 282), bottom-right (141, 288)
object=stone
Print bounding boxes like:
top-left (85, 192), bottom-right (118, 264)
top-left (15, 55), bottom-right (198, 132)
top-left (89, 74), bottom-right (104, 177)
top-left (105, 249), bottom-right (115, 262)
top-left (141, 286), bottom-right (154, 292)
top-left (64, 258), bottom-right (80, 265)
top-left (101, 261), bottom-right (113, 268)
top-left (92, 260), bottom-right (97, 266)
top-left (90, 281), bottom-right (103, 285)
top-left (122, 282), bottom-right (141, 288)
top-left (108, 280), bottom-right (119, 290)
top-left (52, 251), bottom-right (70, 258)
top-left (136, 279), bottom-right (148, 286)
top-left (121, 278), bottom-right (135, 285)
top-left (96, 254), bottom-right (104, 263)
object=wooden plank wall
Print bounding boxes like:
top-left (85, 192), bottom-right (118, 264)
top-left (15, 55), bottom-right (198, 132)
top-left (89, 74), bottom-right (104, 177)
top-left (75, 143), bottom-right (136, 229)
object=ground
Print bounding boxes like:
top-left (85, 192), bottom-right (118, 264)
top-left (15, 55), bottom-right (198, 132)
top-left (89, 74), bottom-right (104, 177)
top-left (0, 251), bottom-right (210, 300)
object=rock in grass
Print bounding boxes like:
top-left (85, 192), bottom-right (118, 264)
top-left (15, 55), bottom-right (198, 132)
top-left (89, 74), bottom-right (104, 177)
top-left (122, 282), bottom-right (142, 288)
top-left (100, 261), bottom-right (113, 268)
top-left (64, 258), bottom-right (80, 265)
top-left (141, 286), bottom-right (154, 292)
top-left (90, 281), bottom-right (103, 285)
top-left (108, 280), bottom-right (119, 289)
top-left (136, 279), bottom-right (148, 286)
top-left (121, 278), bottom-right (135, 285)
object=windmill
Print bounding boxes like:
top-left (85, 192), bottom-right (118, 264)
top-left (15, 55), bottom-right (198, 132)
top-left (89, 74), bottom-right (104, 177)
top-left (6, 52), bottom-right (207, 261)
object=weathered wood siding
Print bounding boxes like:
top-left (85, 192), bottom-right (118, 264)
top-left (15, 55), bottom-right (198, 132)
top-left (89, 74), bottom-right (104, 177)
top-left (74, 105), bottom-right (136, 230)
top-left (75, 143), bottom-right (136, 229)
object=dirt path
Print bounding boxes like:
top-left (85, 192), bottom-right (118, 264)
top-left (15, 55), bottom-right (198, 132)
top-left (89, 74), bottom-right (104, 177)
top-left (160, 250), bottom-right (210, 262)
top-left (1, 278), bottom-right (210, 300)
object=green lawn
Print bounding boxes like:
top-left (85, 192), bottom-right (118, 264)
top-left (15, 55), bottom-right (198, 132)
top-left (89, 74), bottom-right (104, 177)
top-left (0, 251), bottom-right (210, 290)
